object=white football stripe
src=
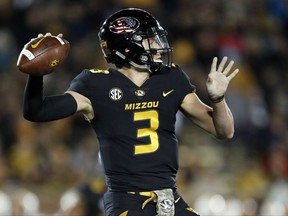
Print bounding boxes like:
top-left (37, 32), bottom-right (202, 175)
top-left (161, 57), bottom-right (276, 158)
top-left (17, 49), bottom-right (35, 66)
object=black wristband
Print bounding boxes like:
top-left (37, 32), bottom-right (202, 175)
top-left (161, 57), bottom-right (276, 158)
top-left (208, 95), bottom-right (224, 103)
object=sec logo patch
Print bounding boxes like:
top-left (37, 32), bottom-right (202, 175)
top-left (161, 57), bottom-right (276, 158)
top-left (109, 88), bottom-right (123, 101)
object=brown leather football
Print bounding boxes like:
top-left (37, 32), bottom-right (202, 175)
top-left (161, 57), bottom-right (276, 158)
top-left (17, 36), bottom-right (70, 75)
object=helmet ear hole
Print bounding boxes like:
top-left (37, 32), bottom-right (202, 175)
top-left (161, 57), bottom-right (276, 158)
top-left (133, 35), bottom-right (142, 42)
top-left (140, 55), bottom-right (149, 62)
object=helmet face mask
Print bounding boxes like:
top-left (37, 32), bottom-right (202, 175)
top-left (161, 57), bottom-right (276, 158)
top-left (98, 8), bottom-right (172, 73)
top-left (140, 28), bottom-right (172, 71)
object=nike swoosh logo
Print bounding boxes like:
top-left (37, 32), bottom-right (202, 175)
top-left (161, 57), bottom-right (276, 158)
top-left (175, 197), bottom-right (181, 203)
top-left (163, 89), bottom-right (174, 97)
top-left (31, 37), bottom-right (45, 49)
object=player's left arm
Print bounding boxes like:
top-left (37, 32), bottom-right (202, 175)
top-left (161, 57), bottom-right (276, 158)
top-left (180, 56), bottom-right (239, 139)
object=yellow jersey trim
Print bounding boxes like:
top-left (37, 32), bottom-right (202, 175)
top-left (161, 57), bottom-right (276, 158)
top-left (89, 69), bottom-right (109, 74)
top-left (119, 210), bottom-right (128, 216)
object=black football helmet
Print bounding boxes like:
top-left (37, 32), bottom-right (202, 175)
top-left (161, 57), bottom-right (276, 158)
top-left (98, 8), bottom-right (172, 73)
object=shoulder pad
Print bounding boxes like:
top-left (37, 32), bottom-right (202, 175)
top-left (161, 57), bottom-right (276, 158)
top-left (89, 69), bottom-right (109, 74)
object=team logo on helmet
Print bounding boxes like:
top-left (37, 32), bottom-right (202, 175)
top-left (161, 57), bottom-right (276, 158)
top-left (109, 17), bottom-right (140, 34)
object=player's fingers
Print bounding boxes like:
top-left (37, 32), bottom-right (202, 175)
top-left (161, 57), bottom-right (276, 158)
top-left (227, 69), bottom-right (239, 81)
top-left (28, 34), bottom-right (41, 44)
top-left (57, 33), bottom-right (63, 38)
top-left (44, 32), bottom-right (52, 37)
top-left (210, 57), bottom-right (218, 73)
top-left (217, 56), bottom-right (228, 73)
top-left (223, 60), bottom-right (234, 76)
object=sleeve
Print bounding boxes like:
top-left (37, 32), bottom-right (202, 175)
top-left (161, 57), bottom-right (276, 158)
top-left (23, 75), bottom-right (77, 122)
top-left (67, 69), bottom-right (91, 98)
top-left (174, 65), bottom-right (196, 100)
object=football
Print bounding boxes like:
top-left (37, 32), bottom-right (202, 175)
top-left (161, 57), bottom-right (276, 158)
top-left (17, 36), bottom-right (70, 75)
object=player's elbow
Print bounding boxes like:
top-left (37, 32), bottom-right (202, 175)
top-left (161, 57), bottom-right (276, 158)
top-left (23, 107), bottom-right (41, 122)
top-left (23, 111), bottom-right (37, 122)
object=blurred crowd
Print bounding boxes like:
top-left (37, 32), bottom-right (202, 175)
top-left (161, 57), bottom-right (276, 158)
top-left (0, 0), bottom-right (288, 215)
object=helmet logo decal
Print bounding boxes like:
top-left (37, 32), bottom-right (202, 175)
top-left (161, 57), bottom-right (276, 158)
top-left (109, 87), bottom-right (123, 101)
top-left (109, 17), bottom-right (140, 34)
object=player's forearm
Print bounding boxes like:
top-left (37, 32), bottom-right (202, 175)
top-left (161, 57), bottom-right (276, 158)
top-left (23, 75), bottom-right (44, 120)
top-left (211, 99), bottom-right (235, 139)
top-left (23, 75), bottom-right (77, 122)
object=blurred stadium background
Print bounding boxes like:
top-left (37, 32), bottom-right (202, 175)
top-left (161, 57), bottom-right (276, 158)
top-left (0, 0), bottom-right (288, 215)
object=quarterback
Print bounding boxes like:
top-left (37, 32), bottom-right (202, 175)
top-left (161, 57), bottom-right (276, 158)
top-left (21, 8), bottom-right (239, 216)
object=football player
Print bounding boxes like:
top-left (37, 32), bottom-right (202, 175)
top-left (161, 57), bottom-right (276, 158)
top-left (22, 8), bottom-right (239, 216)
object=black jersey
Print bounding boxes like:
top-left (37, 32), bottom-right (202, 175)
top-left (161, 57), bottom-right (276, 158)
top-left (68, 65), bottom-right (196, 192)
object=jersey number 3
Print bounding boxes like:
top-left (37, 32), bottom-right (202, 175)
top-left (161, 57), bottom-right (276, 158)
top-left (134, 110), bottom-right (159, 155)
